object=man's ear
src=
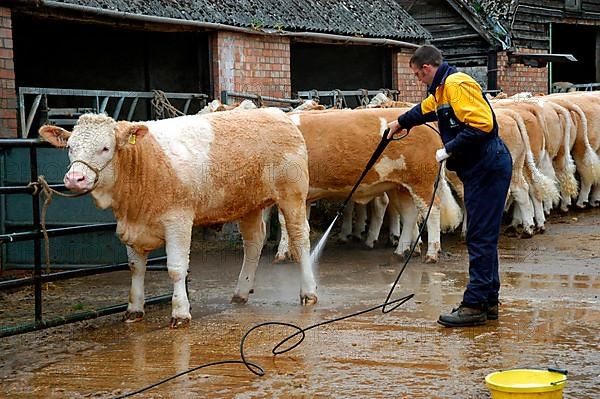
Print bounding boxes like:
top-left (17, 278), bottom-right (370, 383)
top-left (115, 121), bottom-right (149, 148)
top-left (39, 125), bottom-right (71, 148)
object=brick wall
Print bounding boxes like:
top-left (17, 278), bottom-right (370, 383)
top-left (394, 50), bottom-right (427, 103)
top-left (212, 31), bottom-right (291, 102)
top-left (0, 6), bottom-right (16, 138)
top-left (497, 48), bottom-right (549, 96)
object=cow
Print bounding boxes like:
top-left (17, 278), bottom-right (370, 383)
top-left (275, 107), bottom-right (463, 264)
top-left (493, 100), bottom-right (561, 230)
top-left (39, 109), bottom-right (317, 328)
top-left (544, 93), bottom-right (600, 207)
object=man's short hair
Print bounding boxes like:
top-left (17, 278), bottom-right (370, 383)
top-left (410, 45), bottom-right (444, 68)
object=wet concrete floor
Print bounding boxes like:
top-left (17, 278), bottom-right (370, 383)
top-left (1, 208), bottom-right (599, 398)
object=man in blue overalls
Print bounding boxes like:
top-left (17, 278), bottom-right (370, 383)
top-left (387, 45), bottom-right (512, 327)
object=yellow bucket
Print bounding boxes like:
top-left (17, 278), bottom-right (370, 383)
top-left (485, 369), bottom-right (568, 399)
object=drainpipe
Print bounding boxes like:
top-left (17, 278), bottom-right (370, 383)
top-left (487, 50), bottom-right (498, 91)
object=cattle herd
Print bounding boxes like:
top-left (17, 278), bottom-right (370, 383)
top-left (38, 90), bottom-right (600, 327)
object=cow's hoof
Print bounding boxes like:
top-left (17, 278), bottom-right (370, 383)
top-left (535, 226), bottom-right (546, 234)
top-left (575, 202), bottom-right (587, 209)
top-left (123, 311), bottom-right (144, 323)
top-left (591, 200), bottom-right (600, 207)
top-left (272, 254), bottom-right (289, 264)
top-left (300, 293), bottom-right (318, 306)
top-left (559, 206), bottom-right (569, 213)
top-left (504, 225), bottom-right (518, 237)
top-left (519, 230), bottom-right (534, 239)
top-left (389, 235), bottom-right (400, 247)
top-left (363, 241), bottom-right (375, 250)
top-left (231, 294), bottom-right (248, 304)
top-left (424, 255), bottom-right (438, 264)
top-left (170, 317), bottom-right (191, 329)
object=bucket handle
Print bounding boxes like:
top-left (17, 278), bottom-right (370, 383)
top-left (547, 368), bottom-right (568, 386)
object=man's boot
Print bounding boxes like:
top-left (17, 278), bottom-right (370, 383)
top-left (438, 303), bottom-right (487, 327)
top-left (487, 303), bottom-right (499, 320)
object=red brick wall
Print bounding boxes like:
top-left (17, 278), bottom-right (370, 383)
top-left (0, 6), bottom-right (16, 138)
top-left (394, 50), bottom-right (427, 103)
top-left (212, 31), bottom-right (291, 102)
top-left (497, 48), bottom-right (549, 96)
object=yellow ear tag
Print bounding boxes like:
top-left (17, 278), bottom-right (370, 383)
top-left (128, 133), bottom-right (137, 145)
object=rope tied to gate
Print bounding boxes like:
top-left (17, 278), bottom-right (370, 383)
top-left (27, 160), bottom-right (102, 278)
top-left (151, 90), bottom-right (184, 119)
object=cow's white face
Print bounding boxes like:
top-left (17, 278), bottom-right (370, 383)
top-left (39, 114), bottom-right (122, 196)
top-left (64, 114), bottom-right (118, 192)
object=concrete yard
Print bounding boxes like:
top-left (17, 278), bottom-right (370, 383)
top-left (1, 207), bottom-right (599, 398)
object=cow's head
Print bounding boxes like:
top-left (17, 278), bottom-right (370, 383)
top-left (39, 114), bottom-right (148, 196)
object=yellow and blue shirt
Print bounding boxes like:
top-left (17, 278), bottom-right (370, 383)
top-left (398, 62), bottom-right (499, 172)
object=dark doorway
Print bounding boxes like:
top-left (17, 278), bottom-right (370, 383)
top-left (291, 43), bottom-right (393, 107)
top-left (12, 13), bottom-right (211, 121)
top-left (552, 23), bottom-right (598, 84)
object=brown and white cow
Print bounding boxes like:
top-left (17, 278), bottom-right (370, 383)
top-left (39, 109), bottom-right (317, 328)
top-left (276, 107), bottom-right (463, 263)
top-left (544, 93), bottom-right (600, 207)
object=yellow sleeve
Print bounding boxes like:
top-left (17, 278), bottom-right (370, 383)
top-left (445, 80), bottom-right (494, 133)
top-left (420, 94), bottom-right (437, 114)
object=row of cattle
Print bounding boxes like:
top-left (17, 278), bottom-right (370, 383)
top-left (327, 91), bottom-right (600, 252)
top-left (37, 90), bottom-right (600, 327)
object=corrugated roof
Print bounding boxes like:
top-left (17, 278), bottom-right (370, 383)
top-left (46, 0), bottom-right (432, 40)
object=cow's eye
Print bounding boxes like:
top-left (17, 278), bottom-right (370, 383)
top-left (102, 146), bottom-right (109, 152)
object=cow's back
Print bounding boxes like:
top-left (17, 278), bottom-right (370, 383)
top-left (290, 108), bottom-right (442, 202)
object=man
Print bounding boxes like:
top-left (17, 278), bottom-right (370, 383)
top-left (387, 45), bottom-right (512, 327)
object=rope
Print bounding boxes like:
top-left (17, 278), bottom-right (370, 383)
top-left (27, 159), bottom-right (104, 276)
top-left (151, 90), bottom-right (184, 119)
top-left (360, 89), bottom-right (370, 107)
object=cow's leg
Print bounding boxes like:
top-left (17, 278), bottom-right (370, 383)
top-left (279, 199), bottom-right (317, 305)
top-left (576, 179), bottom-right (593, 208)
top-left (232, 208), bottom-right (266, 304)
top-left (339, 201), bottom-right (354, 242)
top-left (364, 194), bottom-right (389, 248)
top-left (124, 245), bottom-right (147, 323)
top-left (389, 188), bottom-right (421, 259)
top-left (511, 180), bottom-right (535, 238)
top-left (424, 199), bottom-right (441, 264)
top-left (274, 208), bottom-right (290, 263)
top-left (164, 219), bottom-right (193, 328)
top-left (590, 184), bottom-right (600, 207)
top-left (352, 202), bottom-right (368, 241)
top-left (387, 203), bottom-right (401, 246)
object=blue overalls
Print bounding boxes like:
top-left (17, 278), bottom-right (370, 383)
top-left (398, 62), bottom-right (512, 309)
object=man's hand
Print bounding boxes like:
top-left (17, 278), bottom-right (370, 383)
top-left (387, 120), bottom-right (402, 139)
top-left (435, 147), bottom-right (450, 162)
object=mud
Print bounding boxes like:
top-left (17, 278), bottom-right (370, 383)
top-left (1, 208), bottom-right (599, 398)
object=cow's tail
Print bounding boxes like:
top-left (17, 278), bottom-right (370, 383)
top-left (547, 101), bottom-right (579, 198)
top-left (438, 167), bottom-right (463, 233)
top-left (570, 102), bottom-right (600, 184)
top-left (507, 109), bottom-right (561, 205)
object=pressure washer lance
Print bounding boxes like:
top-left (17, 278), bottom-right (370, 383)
top-left (114, 125), bottom-right (444, 399)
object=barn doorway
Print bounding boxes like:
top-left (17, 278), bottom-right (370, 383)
top-left (291, 43), bottom-right (393, 108)
top-left (551, 23), bottom-right (599, 84)
top-left (12, 13), bottom-right (212, 121)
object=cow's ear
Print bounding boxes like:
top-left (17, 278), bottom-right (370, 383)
top-left (115, 121), bottom-right (149, 148)
top-left (39, 125), bottom-right (71, 148)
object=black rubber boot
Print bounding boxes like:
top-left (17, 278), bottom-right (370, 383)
top-left (438, 303), bottom-right (487, 327)
top-left (487, 303), bottom-right (499, 320)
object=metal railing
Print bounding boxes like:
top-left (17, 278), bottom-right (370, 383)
top-left (296, 88), bottom-right (399, 109)
top-left (0, 138), bottom-right (170, 338)
top-left (18, 87), bottom-right (209, 138)
top-left (551, 82), bottom-right (600, 93)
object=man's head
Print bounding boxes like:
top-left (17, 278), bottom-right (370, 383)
top-left (409, 45), bottom-right (444, 86)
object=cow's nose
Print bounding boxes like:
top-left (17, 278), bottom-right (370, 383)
top-left (64, 172), bottom-right (88, 191)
